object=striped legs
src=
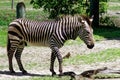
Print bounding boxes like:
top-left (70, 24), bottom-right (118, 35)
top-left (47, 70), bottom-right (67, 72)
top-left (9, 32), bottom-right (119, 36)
top-left (56, 50), bottom-right (63, 76)
top-left (7, 46), bottom-right (16, 73)
top-left (7, 40), bottom-right (27, 74)
top-left (50, 47), bottom-right (63, 76)
top-left (15, 42), bottom-right (27, 74)
top-left (50, 51), bottom-right (57, 76)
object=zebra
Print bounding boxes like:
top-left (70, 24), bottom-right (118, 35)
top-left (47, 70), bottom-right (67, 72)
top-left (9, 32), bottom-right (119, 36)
top-left (7, 15), bottom-right (94, 76)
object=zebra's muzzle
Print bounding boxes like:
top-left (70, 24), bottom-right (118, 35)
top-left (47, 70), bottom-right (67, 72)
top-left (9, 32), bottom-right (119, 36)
top-left (87, 44), bottom-right (94, 49)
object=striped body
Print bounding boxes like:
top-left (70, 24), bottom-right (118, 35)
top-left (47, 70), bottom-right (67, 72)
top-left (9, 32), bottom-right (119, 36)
top-left (8, 17), bottom-right (79, 48)
top-left (7, 15), bottom-right (94, 75)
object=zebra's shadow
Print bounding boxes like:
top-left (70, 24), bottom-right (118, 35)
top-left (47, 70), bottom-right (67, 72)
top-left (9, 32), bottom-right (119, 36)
top-left (0, 70), bottom-right (52, 77)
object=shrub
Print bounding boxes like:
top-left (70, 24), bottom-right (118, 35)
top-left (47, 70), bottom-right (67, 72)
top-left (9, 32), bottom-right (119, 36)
top-left (99, 0), bottom-right (108, 15)
top-left (30, 0), bottom-right (89, 18)
top-left (99, 16), bottom-right (115, 26)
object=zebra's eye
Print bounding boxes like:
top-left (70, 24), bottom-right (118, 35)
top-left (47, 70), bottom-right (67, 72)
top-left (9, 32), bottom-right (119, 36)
top-left (86, 31), bottom-right (90, 34)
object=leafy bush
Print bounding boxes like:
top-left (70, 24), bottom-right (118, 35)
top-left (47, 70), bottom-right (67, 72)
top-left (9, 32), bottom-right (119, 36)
top-left (99, 16), bottom-right (115, 26)
top-left (99, 0), bottom-right (108, 15)
top-left (30, 0), bottom-right (89, 18)
top-left (99, 1), bottom-right (108, 15)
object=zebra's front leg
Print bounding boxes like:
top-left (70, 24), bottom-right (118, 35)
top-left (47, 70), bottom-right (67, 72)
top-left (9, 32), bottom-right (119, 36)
top-left (50, 51), bottom-right (57, 76)
top-left (51, 47), bottom-right (63, 76)
top-left (56, 51), bottom-right (63, 76)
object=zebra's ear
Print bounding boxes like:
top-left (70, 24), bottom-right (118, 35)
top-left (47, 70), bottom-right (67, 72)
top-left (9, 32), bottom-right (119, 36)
top-left (78, 16), bottom-right (85, 23)
top-left (89, 15), bottom-right (94, 22)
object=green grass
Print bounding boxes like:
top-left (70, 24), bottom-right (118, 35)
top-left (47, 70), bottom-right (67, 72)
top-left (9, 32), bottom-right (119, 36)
top-left (93, 26), bottom-right (120, 40)
top-left (0, 9), bottom-right (49, 26)
top-left (1, 48), bottom-right (120, 80)
top-left (95, 73), bottom-right (120, 79)
top-left (0, 0), bottom-right (49, 26)
top-left (0, 26), bottom-right (7, 47)
top-left (19, 76), bottom-right (71, 80)
top-left (109, 0), bottom-right (120, 2)
top-left (108, 6), bottom-right (120, 11)
top-left (0, 0), bottom-right (32, 10)
top-left (108, 0), bottom-right (120, 11)
top-left (64, 48), bottom-right (120, 65)
top-left (0, 10), bottom-right (16, 26)
top-left (26, 10), bottom-right (49, 21)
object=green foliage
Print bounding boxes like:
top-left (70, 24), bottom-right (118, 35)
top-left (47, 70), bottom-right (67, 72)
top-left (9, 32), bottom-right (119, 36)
top-left (0, 10), bottom-right (16, 26)
top-left (99, 0), bottom-right (108, 15)
top-left (93, 26), bottom-right (120, 40)
top-left (30, 0), bottom-right (89, 18)
top-left (99, 2), bottom-right (108, 15)
top-left (0, 26), bottom-right (7, 47)
top-left (99, 16), bottom-right (115, 26)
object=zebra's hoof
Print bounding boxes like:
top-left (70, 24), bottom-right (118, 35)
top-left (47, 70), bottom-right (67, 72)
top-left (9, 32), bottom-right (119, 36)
top-left (10, 70), bottom-right (16, 74)
top-left (58, 73), bottom-right (64, 77)
top-left (52, 72), bottom-right (56, 76)
top-left (22, 70), bottom-right (28, 75)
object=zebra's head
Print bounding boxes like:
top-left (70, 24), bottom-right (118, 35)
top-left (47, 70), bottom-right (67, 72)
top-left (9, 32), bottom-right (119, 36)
top-left (78, 15), bottom-right (94, 49)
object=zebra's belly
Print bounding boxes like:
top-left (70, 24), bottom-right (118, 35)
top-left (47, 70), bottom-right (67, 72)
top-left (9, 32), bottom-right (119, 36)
top-left (27, 41), bottom-right (50, 47)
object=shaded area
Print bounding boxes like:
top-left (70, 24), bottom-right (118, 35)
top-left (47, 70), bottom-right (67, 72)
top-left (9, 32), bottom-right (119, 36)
top-left (0, 70), bottom-right (51, 77)
top-left (62, 67), bottom-right (120, 80)
top-left (0, 70), bottom-right (72, 80)
top-left (0, 68), bottom-right (120, 80)
top-left (93, 26), bottom-right (120, 40)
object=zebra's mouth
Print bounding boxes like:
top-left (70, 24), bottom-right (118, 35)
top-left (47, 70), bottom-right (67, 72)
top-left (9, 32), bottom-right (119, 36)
top-left (87, 44), bottom-right (94, 49)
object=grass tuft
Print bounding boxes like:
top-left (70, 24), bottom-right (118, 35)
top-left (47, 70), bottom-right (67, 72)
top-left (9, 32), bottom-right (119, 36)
top-left (0, 26), bottom-right (7, 47)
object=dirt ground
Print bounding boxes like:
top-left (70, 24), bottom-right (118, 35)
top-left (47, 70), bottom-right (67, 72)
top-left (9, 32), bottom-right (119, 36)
top-left (0, 39), bottom-right (120, 80)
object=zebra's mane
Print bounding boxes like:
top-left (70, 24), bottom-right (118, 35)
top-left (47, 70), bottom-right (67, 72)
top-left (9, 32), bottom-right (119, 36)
top-left (81, 15), bottom-right (92, 26)
top-left (55, 15), bottom-right (91, 26)
top-left (55, 15), bottom-right (78, 22)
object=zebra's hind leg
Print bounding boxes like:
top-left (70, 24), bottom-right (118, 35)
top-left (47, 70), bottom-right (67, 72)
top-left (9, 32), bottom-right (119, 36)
top-left (7, 46), bottom-right (16, 74)
top-left (15, 41), bottom-right (27, 74)
top-left (50, 51), bottom-right (57, 76)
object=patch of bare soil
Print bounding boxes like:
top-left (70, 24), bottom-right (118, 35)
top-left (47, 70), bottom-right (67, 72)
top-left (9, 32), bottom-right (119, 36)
top-left (0, 39), bottom-right (120, 80)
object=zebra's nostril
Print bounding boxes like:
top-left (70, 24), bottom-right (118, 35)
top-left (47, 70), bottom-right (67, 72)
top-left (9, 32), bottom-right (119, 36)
top-left (87, 44), bottom-right (94, 49)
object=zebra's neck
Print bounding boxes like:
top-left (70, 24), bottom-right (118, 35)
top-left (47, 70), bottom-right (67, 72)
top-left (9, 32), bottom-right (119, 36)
top-left (58, 21), bottom-right (80, 41)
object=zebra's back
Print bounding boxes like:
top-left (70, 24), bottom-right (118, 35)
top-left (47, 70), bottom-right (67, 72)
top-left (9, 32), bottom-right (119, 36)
top-left (8, 19), bottom-right (56, 46)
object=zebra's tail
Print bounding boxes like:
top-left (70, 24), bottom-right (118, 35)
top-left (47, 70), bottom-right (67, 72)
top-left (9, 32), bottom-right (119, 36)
top-left (7, 36), bottom-right (11, 52)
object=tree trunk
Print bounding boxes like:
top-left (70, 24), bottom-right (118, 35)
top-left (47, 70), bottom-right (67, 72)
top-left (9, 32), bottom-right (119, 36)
top-left (11, 0), bottom-right (14, 9)
top-left (90, 0), bottom-right (99, 27)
